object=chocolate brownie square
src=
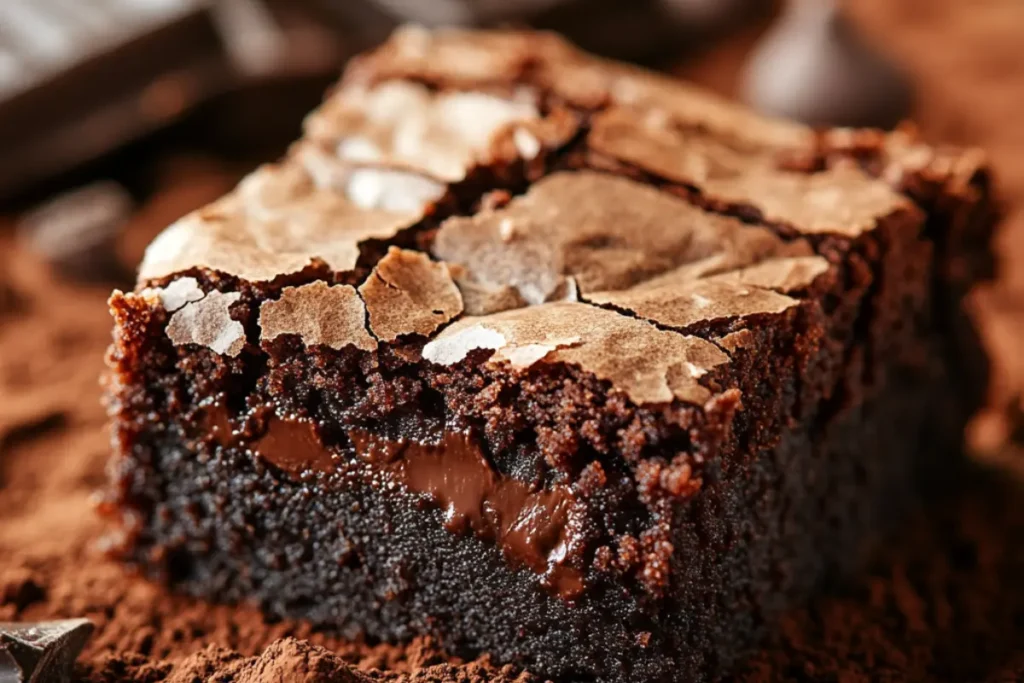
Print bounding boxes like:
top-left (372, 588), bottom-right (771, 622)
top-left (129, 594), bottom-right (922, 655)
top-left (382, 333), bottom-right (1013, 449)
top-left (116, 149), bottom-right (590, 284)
top-left (103, 27), bottom-right (997, 683)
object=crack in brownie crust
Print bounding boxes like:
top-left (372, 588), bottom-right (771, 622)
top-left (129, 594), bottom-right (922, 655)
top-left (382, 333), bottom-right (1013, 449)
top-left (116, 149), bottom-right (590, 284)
top-left (103, 27), bottom-right (997, 683)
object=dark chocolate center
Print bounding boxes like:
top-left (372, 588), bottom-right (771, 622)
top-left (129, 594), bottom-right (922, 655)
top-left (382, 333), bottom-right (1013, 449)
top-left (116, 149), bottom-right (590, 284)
top-left (203, 404), bottom-right (585, 599)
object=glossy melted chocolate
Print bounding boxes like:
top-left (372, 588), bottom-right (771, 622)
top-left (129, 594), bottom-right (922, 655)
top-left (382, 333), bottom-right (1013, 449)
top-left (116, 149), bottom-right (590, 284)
top-left (253, 416), bottom-right (336, 475)
top-left (201, 404), bottom-right (585, 599)
top-left (351, 430), bottom-right (584, 599)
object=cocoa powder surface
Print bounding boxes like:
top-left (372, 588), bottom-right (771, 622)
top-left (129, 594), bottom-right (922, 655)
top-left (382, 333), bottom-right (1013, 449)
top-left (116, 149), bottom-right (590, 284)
top-left (2, 1), bottom-right (1024, 680)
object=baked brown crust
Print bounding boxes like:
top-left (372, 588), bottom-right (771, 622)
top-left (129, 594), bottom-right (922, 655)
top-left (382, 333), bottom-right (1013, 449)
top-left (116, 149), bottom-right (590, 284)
top-left (259, 282), bottom-right (377, 352)
top-left (139, 162), bottom-right (424, 283)
top-left (359, 247), bottom-right (463, 342)
top-left (128, 27), bottom-right (942, 406)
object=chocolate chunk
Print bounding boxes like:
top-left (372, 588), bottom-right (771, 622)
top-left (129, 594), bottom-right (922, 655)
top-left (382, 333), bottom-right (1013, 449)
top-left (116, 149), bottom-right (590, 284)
top-left (0, 2), bottom-right (350, 201)
top-left (0, 619), bottom-right (94, 683)
top-left (17, 182), bottom-right (133, 283)
top-left (740, 0), bottom-right (913, 129)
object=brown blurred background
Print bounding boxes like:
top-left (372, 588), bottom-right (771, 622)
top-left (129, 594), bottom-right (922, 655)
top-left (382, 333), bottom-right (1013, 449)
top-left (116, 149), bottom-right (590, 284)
top-left (1, 1), bottom-right (1023, 680)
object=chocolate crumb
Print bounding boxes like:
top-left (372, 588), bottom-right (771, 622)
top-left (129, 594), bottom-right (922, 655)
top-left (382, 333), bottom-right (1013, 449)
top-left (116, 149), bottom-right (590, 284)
top-left (0, 569), bottom-right (45, 614)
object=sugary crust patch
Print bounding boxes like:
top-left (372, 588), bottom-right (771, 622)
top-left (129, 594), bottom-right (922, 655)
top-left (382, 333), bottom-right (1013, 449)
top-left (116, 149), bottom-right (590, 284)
top-left (824, 127), bottom-right (989, 195)
top-left (587, 107), bottom-right (917, 237)
top-left (715, 329), bottom-right (757, 353)
top-left (304, 80), bottom-right (540, 183)
top-left (359, 247), bottom-right (464, 341)
top-left (589, 273), bottom-right (805, 331)
top-left (296, 142), bottom-right (447, 213)
top-left (447, 263), bottom-right (528, 316)
top-left (432, 171), bottom-right (816, 314)
top-left (166, 290), bottom-right (245, 357)
top-left (715, 256), bottom-right (832, 294)
top-left (541, 57), bottom-right (813, 149)
top-left (259, 281), bottom-right (376, 351)
top-left (137, 276), bottom-right (205, 313)
top-left (423, 302), bottom-right (729, 405)
top-left (139, 162), bottom-right (423, 282)
top-left (350, 26), bottom-right (811, 150)
top-left (588, 106), bottom-right (769, 184)
top-left (701, 164), bottom-right (921, 237)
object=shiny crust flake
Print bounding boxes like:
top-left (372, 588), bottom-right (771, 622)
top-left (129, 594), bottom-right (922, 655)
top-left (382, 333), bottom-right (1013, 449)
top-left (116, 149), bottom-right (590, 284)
top-left (432, 171), bottom-right (820, 314)
top-left (139, 162), bottom-right (422, 282)
top-left (359, 247), bottom-right (464, 342)
top-left (166, 290), bottom-right (245, 357)
top-left (423, 302), bottom-right (729, 406)
top-left (700, 165), bottom-right (921, 237)
top-left (304, 80), bottom-right (539, 183)
top-left (259, 281), bottom-right (377, 352)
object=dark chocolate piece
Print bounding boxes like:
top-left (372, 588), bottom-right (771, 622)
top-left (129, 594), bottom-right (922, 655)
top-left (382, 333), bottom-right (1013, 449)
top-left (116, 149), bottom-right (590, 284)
top-left (0, 1), bottom-right (346, 202)
top-left (0, 619), bottom-right (94, 683)
top-left (103, 27), bottom-right (995, 683)
top-left (740, 0), bottom-right (912, 128)
top-left (17, 181), bottom-right (132, 283)
top-left (0, 2), bottom-right (222, 201)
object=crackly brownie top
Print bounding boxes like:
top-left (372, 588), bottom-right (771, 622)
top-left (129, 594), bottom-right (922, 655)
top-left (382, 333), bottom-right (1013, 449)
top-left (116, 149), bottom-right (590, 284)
top-left (134, 26), bottom-right (935, 408)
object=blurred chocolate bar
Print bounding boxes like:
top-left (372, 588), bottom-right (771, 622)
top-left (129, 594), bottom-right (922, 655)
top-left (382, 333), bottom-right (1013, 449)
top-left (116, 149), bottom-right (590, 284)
top-left (0, 0), bottom-right (766, 202)
top-left (0, 0), bottom-right (345, 203)
top-left (0, 1), bottom-right (221, 201)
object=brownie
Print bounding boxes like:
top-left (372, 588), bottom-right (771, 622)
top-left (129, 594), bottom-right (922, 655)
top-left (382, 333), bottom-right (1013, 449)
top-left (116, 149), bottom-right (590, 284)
top-left (102, 27), bottom-right (997, 683)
